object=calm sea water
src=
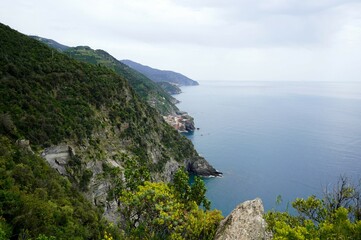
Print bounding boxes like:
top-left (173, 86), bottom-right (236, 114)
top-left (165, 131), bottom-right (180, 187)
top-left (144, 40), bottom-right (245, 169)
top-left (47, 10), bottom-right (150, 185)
top-left (177, 81), bottom-right (361, 216)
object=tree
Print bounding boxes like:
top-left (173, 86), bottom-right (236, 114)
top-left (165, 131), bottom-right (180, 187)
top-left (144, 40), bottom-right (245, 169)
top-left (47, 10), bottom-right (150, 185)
top-left (265, 176), bottom-right (361, 239)
top-left (123, 158), bottom-right (150, 191)
top-left (119, 181), bottom-right (222, 239)
top-left (170, 168), bottom-right (210, 210)
top-left (119, 168), bottom-right (222, 239)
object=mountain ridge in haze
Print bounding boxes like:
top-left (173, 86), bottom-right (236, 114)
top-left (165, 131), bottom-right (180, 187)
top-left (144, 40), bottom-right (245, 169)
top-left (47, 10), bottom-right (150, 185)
top-left (121, 59), bottom-right (199, 86)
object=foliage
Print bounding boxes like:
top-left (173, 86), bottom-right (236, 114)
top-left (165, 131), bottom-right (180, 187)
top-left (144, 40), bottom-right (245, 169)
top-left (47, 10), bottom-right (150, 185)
top-left (65, 46), bottom-right (179, 115)
top-left (0, 135), bottom-right (121, 239)
top-left (0, 217), bottom-right (10, 240)
top-left (0, 23), bottom-right (218, 239)
top-left (123, 158), bottom-right (151, 191)
top-left (265, 176), bottom-right (361, 239)
top-left (171, 169), bottom-right (210, 210)
top-left (119, 168), bottom-right (223, 239)
top-left (0, 22), bottom-right (199, 174)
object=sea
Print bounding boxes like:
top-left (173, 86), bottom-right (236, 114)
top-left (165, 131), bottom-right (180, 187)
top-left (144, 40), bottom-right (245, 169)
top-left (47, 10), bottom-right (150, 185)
top-left (176, 81), bottom-right (361, 216)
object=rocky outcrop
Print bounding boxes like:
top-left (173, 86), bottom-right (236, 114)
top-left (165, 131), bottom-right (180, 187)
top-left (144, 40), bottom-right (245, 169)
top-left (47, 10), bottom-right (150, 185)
top-left (41, 144), bottom-right (122, 222)
top-left (40, 142), bottom-right (223, 223)
top-left (186, 156), bottom-right (222, 177)
top-left (161, 159), bottom-right (182, 182)
top-left (16, 139), bottom-right (33, 153)
top-left (215, 198), bottom-right (272, 240)
top-left (42, 144), bottom-right (75, 176)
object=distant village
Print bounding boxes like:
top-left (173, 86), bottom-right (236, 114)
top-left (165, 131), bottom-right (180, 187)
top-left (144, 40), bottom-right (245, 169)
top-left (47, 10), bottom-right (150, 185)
top-left (163, 112), bottom-right (195, 133)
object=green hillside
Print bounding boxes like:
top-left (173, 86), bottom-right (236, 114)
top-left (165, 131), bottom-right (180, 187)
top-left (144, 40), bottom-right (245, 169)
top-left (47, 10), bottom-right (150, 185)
top-left (62, 46), bottom-right (179, 115)
top-left (0, 22), bottom-right (222, 239)
top-left (0, 23), bottom-right (197, 165)
top-left (0, 136), bottom-right (118, 239)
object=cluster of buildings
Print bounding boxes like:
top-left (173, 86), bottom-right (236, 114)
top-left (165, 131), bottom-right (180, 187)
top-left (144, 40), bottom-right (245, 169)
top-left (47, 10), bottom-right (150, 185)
top-left (163, 112), bottom-right (195, 132)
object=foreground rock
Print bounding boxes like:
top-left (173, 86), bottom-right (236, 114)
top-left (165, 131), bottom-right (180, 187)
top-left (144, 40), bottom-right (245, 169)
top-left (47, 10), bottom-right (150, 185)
top-left (215, 198), bottom-right (271, 240)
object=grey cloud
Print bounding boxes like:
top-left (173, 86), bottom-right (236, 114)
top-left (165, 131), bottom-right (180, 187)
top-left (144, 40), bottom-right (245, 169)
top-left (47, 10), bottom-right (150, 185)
top-left (91, 0), bottom-right (359, 49)
top-left (1, 0), bottom-right (360, 81)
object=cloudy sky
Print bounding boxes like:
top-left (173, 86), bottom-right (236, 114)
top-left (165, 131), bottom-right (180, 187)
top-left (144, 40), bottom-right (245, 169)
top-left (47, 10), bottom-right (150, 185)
top-left (1, 0), bottom-right (361, 81)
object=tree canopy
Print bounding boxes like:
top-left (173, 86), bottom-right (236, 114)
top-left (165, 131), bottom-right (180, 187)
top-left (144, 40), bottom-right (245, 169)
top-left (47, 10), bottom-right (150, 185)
top-left (265, 176), bottom-right (361, 239)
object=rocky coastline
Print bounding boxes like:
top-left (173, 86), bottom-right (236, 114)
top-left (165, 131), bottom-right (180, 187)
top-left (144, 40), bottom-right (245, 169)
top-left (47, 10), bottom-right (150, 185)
top-left (186, 156), bottom-right (222, 177)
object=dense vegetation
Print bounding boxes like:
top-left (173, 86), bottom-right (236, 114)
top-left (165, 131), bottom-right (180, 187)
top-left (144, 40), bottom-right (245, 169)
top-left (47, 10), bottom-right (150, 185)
top-left (1, 24), bottom-right (125, 145)
top-left (64, 46), bottom-right (179, 115)
top-left (118, 163), bottom-right (222, 239)
top-left (0, 136), bottom-right (119, 239)
top-left (265, 176), bottom-right (361, 239)
top-left (0, 22), bottom-right (221, 239)
top-left (0, 136), bottom-right (222, 239)
top-left (0, 23), bottom-right (197, 173)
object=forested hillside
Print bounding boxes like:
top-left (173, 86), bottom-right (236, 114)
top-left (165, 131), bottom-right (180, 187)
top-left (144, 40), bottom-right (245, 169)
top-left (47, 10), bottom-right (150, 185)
top-left (0, 22), bottom-right (221, 239)
top-left (64, 46), bottom-right (180, 115)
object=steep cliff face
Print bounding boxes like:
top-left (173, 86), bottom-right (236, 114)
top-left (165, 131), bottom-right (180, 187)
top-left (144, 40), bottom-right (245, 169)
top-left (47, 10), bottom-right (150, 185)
top-left (215, 198), bottom-right (272, 240)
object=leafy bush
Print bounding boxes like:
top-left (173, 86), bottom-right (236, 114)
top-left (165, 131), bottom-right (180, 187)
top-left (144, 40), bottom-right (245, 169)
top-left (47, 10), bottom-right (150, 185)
top-left (265, 176), bottom-right (361, 239)
top-left (119, 167), bottom-right (222, 239)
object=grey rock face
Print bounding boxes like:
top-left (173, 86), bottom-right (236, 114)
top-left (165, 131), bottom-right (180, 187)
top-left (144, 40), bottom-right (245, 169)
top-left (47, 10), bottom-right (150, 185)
top-left (42, 144), bottom-right (121, 222)
top-left (215, 198), bottom-right (272, 240)
top-left (41, 142), bottom-right (221, 223)
top-left (42, 144), bottom-right (73, 175)
top-left (186, 156), bottom-right (222, 177)
top-left (162, 160), bottom-right (181, 182)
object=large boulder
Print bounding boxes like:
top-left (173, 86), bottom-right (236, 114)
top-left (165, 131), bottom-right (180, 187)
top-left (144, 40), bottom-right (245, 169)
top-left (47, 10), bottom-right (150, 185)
top-left (214, 198), bottom-right (272, 240)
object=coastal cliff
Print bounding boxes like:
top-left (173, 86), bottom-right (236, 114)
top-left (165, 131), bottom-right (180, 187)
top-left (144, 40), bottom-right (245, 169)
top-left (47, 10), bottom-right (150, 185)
top-left (0, 23), bottom-right (220, 225)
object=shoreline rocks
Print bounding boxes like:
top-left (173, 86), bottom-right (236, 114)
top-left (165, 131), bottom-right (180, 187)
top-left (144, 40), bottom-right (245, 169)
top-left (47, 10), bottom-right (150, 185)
top-left (186, 156), bottom-right (222, 177)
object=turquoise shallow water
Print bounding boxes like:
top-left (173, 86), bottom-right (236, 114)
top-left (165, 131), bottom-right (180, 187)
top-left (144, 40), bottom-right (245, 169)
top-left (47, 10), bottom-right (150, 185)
top-left (177, 81), bottom-right (361, 216)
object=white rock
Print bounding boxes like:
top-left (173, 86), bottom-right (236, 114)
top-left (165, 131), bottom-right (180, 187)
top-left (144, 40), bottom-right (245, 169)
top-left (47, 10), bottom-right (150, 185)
top-left (215, 198), bottom-right (272, 240)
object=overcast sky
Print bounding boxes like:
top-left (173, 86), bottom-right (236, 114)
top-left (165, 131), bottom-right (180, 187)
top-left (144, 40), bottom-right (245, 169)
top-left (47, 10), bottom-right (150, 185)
top-left (1, 0), bottom-right (361, 81)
